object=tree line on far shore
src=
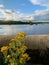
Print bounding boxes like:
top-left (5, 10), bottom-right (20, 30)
top-left (0, 20), bottom-right (49, 25)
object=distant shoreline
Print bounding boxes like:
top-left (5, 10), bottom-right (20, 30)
top-left (0, 21), bottom-right (49, 25)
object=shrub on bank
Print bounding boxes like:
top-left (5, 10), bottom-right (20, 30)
top-left (0, 32), bottom-right (30, 65)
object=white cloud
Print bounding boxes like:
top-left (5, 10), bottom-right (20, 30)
top-left (0, 4), bottom-right (49, 22)
top-left (0, 8), bottom-right (49, 22)
top-left (4, 10), bottom-right (16, 20)
top-left (29, 9), bottom-right (49, 22)
top-left (0, 4), bottom-right (4, 8)
top-left (0, 4), bottom-right (24, 21)
top-left (21, 16), bottom-right (34, 21)
top-left (18, 9), bottom-right (49, 22)
top-left (29, 0), bottom-right (49, 7)
top-left (0, 8), bottom-right (23, 21)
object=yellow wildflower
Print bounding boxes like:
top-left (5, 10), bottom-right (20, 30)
top-left (20, 58), bottom-right (25, 64)
top-left (7, 55), bottom-right (11, 59)
top-left (22, 53), bottom-right (30, 61)
top-left (17, 36), bottom-right (20, 39)
top-left (17, 49), bottom-right (21, 54)
top-left (15, 63), bottom-right (18, 65)
top-left (27, 57), bottom-right (31, 60)
top-left (22, 53), bottom-right (29, 59)
top-left (18, 32), bottom-right (26, 37)
top-left (11, 39), bottom-right (15, 42)
top-left (1, 46), bottom-right (9, 52)
top-left (22, 46), bottom-right (28, 50)
top-left (11, 63), bottom-right (14, 65)
top-left (20, 46), bottom-right (28, 52)
top-left (9, 43), bottom-right (12, 46)
top-left (16, 35), bottom-right (21, 39)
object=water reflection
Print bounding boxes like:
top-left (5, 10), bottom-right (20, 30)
top-left (0, 24), bottom-right (49, 35)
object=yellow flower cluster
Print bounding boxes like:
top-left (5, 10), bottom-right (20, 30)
top-left (7, 55), bottom-right (11, 59)
top-left (22, 53), bottom-right (29, 58)
top-left (20, 53), bottom-right (30, 64)
top-left (21, 46), bottom-right (28, 50)
top-left (18, 32), bottom-right (26, 37)
top-left (22, 53), bottom-right (30, 60)
top-left (17, 49), bottom-right (21, 54)
top-left (15, 63), bottom-right (18, 65)
top-left (10, 63), bottom-right (18, 65)
top-left (20, 46), bottom-right (28, 52)
top-left (11, 63), bottom-right (14, 65)
top-left (15, 35), bottom-right (21, 40)
top-left (1, 46), bottom-right (9, 52)
top-left (0, 32), bottom-right (30, 65)
top-left (9, 43), bottom-right (12, 46)
top-left (17, 46), bottom-right (28, 54)
top-left (19, 58), bottom-right (25, 64)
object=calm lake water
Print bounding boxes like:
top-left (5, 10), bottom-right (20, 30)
top-left (0, 24), bottom-right (49, 35)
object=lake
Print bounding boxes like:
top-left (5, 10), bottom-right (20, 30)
top-left (0, 24), bottom-right (49, 35)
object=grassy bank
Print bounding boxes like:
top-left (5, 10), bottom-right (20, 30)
top-left (0, 21), bottom-right (49, 25)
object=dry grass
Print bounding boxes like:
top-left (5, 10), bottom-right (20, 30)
top-left (0, 35), bottom-right (15, 47)
top-left (0, 35), bottom-right (49, 49)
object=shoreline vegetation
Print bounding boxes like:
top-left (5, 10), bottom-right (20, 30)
top-left (0, 33), bottom-right (49, 65)
top-left (0, 21), bottom-right (49, 25)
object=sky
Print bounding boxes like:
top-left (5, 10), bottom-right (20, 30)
top-left (0, 0), bottom-right (49, 22)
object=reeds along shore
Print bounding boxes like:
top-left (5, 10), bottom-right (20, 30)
top-left (0, 35), bottom-right (49, 49)
top-left (0, 35), bottom-right (15, 47)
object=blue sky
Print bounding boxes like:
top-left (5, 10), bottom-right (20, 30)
top-left (0, 0), bottom-right (46, 14)
top-left (0, 0), bottom-right (49, 21)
